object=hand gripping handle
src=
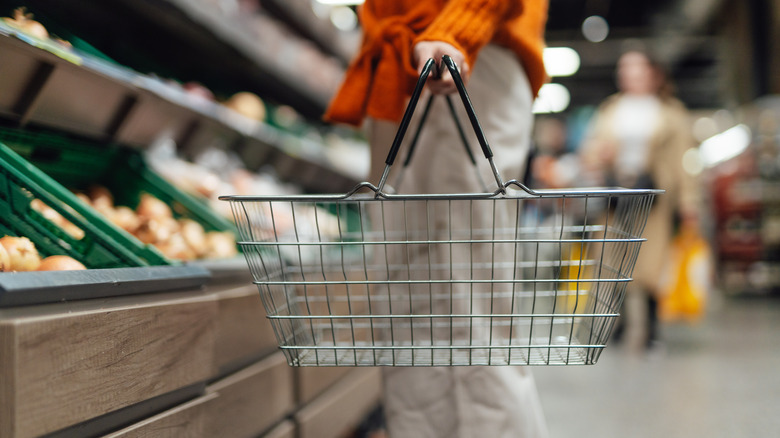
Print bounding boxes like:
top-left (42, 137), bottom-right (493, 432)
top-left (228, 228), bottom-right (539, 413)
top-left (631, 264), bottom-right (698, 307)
top-left (377, 55), bottom-right (504, 194)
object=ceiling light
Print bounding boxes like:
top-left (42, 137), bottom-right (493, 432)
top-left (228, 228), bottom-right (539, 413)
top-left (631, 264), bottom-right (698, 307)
top-left (699, 124), bottom-right (751, 167)
top-left (533, 83), bottom-right (571, 114)
top-left (582, 15), bottom-right (609, 43)
top-left (330, 6), bottom-right (358, 31)
top-left (543, 47), bottom-right (580, 77)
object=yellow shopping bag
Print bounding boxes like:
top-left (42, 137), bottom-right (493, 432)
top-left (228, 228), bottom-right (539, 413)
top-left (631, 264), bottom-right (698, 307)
top-left (559, 242), bottom-right (591, 314)
top-left (659, 226), bottom-right (712, 323)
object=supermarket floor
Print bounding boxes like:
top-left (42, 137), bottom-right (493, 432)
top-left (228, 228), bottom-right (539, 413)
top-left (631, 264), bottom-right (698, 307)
top-left (533, 292), bottom-right (780, 438)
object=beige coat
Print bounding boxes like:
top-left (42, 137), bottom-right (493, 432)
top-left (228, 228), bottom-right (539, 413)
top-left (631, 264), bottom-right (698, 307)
top-left (582, 94), bottom-right (700, 294)
top-left (368, 45), bottom-right (548, 438)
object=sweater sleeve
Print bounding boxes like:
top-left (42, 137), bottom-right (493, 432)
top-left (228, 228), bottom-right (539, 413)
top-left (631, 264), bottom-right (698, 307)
top-left (413, 0), bottom-right (524, 68)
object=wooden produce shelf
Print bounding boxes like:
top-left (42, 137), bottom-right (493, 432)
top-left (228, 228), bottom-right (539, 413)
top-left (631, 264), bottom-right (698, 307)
top-left (294, 368), bottom-right (382, 438)
top-left (213, 284), bottom-right (280, 375)
top-left (103, 393), bottom-right (219, 438)
top-left (205, 352), bottom-right (295, 438)
top-left (262, 420), bottom-right (296, 438)
top-left (0, 25), bottom-right (359, 195)
top-left (0, 290), bottom-right (218, 438)
top-left (295, 366), bottom-right (354, 406)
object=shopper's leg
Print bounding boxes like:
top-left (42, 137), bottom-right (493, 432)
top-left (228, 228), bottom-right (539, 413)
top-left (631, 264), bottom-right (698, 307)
top-left (646, 293), bottom-right (660, 348)
top-left (611, 313), bottom-right (625, 343)
top-left (371, 45), bottom-right (547, 438)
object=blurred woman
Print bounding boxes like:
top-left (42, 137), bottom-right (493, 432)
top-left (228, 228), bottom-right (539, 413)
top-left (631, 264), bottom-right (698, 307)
top-left (325, 1), bottom-right (550, 437)
top-left (581, 49), bottom-right (700, 350)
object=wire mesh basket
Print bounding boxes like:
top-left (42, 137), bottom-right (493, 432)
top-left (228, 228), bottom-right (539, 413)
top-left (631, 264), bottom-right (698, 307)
top-left (221, 57), bottom-right (661, 366)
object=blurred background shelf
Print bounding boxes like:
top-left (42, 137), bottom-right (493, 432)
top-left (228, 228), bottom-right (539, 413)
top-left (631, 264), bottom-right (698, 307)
top-left (0, 21), bottom-right (360, 194)
top-left (5, 0), bottom-right (347, 119)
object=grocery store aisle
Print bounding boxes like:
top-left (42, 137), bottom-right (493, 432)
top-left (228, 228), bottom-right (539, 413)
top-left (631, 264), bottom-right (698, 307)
top-left (533, 293), bottom-right (780, 438)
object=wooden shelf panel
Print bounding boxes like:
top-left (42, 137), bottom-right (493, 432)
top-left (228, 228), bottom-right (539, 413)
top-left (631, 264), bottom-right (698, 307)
top-left (0, 290), bottom-right (218, 438)
top-left (205, 352), bottom-right (295, 438)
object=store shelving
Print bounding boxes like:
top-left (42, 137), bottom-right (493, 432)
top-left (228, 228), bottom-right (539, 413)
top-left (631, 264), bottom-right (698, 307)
top-left (0, 265), bottom-right (209, 306)
top-left (0, 5), bottom-right (380, 438)
top-left (0, 22), bottom-right (359, 194)
top-left (5, 0), bottom-right (348, 119)
top-left (259, 0), bottom-right (360, 64)
top-left (710, 96), bottom-right (780, 295)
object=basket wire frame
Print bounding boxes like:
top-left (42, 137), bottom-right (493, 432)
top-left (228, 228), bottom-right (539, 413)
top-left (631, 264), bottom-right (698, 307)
top-left (222, 56), bottom-right (659, 366)
top-left (225, 186), bottom-right (656, 366)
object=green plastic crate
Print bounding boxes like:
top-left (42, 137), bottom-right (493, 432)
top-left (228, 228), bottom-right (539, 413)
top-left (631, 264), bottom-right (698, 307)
top-left (0, 127), bottom-right (237, 233)
top-left (0, 141), bottom-right (167, 268)
top-left (0, 127), bottom-right (237, 268)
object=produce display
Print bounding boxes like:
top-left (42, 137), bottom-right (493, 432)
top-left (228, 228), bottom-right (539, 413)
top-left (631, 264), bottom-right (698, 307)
top-left (0, 235), bottom-right (85, 272)
top-left (0, 3), bottom-right (362, 271)
top-left (2, 7), bottom-right (70, 47)
top-left (144, 140), bottom-right (348, 261)
top-left (143, 139), bottom-right (289, 220)
top-left (2, 7), bottom-right (48, 39)
top-left (75, 186), bottom-right (237, 261)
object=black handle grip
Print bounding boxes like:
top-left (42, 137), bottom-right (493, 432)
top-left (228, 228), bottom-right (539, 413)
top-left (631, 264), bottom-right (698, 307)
top-left (383, 55), bottom-right (494, 168)
top-left (384, 58), bottom-right (437, 166)
top-left (442, 55), bottom-right (494, 159)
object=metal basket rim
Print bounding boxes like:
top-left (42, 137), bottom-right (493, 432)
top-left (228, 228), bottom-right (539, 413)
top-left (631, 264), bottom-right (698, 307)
top-left (219, 179), bottom-right (664, 203)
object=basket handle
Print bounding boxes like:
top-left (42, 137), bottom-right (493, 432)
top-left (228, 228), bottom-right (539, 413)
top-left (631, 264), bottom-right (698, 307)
top-left (376, 55), bottom-right (504, 194)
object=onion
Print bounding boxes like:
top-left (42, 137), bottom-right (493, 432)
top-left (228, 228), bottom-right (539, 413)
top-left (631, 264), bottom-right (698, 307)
top-left (224, 92), bottom-right (266, 122)
top-left (30, 199), bottom-right (85, 239)
top-left (38, 255), bottom-right (86, 271)
top-left (3, 7), bottom-right (49, 40)
top-left (30, 198), bottom-right (60, 222)
top-left (61, 223), bottom-right (86, 240)
top-left (179, 219), bottom-right (207, 257)
top-left (183, 82), bottom-right (215, 101)
top-left (195, 173), bottom-right (221, 197)
top-left (74, 192), bottom-right (92, 205)
top-left (203, 231), bottom-right (238, 259)
top-left (0, 243), bottom-right (10, 272)
top-left (88, 185), bottom-right (114, 211)
top-left (155, 233), bottom-right (196, 260)
top-left (134, 216), bottom-right (178, 244)
top-left (136, 193), bottom-right (172, 219)
top-left (109, 206), bottom-right (141, 233)
top-left (0, 236), bottom-right (41, 271)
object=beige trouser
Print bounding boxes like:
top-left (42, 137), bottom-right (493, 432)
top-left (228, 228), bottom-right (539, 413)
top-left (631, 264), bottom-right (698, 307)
top-left (367, 45), bottom-right (548, 438)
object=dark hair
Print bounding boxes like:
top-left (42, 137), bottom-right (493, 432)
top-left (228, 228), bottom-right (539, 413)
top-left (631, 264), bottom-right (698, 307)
top-left (617, 44), bottom-right (676, 99)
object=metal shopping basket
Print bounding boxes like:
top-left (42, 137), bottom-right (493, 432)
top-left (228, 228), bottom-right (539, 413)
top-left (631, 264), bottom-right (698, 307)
top-left (221, 56), bottom-right (661, 367)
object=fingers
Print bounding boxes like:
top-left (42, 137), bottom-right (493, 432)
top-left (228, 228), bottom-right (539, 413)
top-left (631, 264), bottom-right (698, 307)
top-left (413, 41), bottom-right (470, 95)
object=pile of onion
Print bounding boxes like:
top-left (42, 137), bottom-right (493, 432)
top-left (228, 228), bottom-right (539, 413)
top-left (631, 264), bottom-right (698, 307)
top-left (0, 235), bottom-right (85, 271)
top-left (77, 186), bottom-right (238, 260)
top-left (0, 236), bottom-right (42, 271)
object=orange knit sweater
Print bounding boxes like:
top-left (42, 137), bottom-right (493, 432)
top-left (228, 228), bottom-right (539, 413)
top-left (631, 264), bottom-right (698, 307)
top-left (324, 0), bottom-right (549, 126)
